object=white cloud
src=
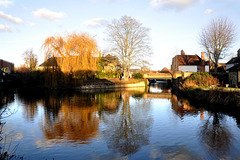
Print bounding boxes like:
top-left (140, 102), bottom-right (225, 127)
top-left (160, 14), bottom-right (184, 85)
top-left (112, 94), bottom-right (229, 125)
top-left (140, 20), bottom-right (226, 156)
top-left (151, 0), bottom-right (199, 10)
top-left (83, 18), bottom-right (108, 27)
top-left (91, 0), bottom-right (128, 2)
top-left (0, 0), bottom-right (13, 8)
top-left (29, 22), bottom-right (35, 27)
top-left (32, 8), bottom-right (66, 21)
top-left (204, 9), bottom-right (214, 14)
top-left (0, 11), bottom-right (23, 24)
top-left (0, 24), bottom-right (12, 32)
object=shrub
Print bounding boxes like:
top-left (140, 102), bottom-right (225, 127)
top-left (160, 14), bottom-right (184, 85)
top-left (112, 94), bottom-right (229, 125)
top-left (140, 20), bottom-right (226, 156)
top-left (97, 72), bottom-right (117, 78)
top-left (132, 72), bottom-right (143, 79)
top-left (182, 72), bottom-right (219, 89)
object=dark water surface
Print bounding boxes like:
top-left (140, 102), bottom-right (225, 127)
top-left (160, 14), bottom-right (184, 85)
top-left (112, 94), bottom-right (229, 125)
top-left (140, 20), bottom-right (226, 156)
top-left (1, 83), bottom-right (240, 160)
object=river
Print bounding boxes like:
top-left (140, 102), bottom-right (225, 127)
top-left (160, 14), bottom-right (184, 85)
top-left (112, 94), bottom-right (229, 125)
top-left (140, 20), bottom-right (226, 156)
top-left (1, 82), bottom-right (240, 160)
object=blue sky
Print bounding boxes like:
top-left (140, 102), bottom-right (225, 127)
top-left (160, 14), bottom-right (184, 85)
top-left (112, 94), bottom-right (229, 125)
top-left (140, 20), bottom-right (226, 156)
top-left (0, 0), bottom-right (240, 70)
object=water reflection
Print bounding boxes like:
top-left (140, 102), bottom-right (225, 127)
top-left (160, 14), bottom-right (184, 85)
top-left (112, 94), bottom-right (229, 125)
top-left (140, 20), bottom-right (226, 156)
top-left (101, 92), bottom-right (152, 156)
top-left (18, 90), bottom-right (62, 122)
top-left (0, 89), bottom-right (14, 108)
top-left (171, 94), bottom-right (236, 158)
top-left (18, 89), bottom-right (153, 151)
top-left (41, 94), bottom-right (100, 145)
top-left (2, 85), bottom-right (240, 159)
top-left (95, 92), bottom-right (122, 115)
top-left (199, 112), bottom-right (233, 158)
top-left (148, 82), bottom-right (171, 94)
top-left (0, 88), bottom-right (15, 124)
top-left (171, 95), bottom-right (200, 120)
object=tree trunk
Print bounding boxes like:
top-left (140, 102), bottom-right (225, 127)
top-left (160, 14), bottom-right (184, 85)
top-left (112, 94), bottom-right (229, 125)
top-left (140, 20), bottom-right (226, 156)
top-left (124, 69), bottom-right (129, 81)
top-left (214, 63), bottom-right (218, 73)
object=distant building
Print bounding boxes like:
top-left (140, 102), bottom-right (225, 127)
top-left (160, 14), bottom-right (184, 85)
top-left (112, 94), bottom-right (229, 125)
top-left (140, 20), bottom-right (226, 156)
top-left (39, 57), bottom-right (62, 71)
top-left (226, 49), bottom-right (240, 71)
top-left (101, 54), bottom-right (121, 73)
top-left (226, 49), bottom-right (240, 86)
top-left (0, 59), bottom-right (14, 73)
top-left (39, 56), bottom-right (99, 72)
top-left (171, 50), bottom-right (209, 72)
top-left (160, 67), bottom-right (171, 73)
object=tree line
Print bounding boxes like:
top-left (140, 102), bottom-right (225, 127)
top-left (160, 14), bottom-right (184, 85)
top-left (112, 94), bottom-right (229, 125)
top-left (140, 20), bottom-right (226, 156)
top-left (17, 15), bottom-right (237, 88)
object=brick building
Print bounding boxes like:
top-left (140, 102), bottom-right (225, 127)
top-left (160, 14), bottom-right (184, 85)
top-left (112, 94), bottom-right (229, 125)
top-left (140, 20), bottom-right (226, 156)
top-left (0, 59), bottom-right (14, 73)
top-left (171, 50), bottom-right (209, 72)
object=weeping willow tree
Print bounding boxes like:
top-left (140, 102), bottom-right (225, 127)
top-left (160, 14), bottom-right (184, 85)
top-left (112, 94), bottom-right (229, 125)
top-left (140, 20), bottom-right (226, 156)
top-left (42, 32), bottom-right (100, 87)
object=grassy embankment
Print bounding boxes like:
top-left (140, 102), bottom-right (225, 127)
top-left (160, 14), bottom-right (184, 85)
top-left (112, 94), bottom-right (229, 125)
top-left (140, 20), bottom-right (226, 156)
top-left (180, 72), bottom-right (240, 107)
top-left (78, 78), bottom-right (147, 90)
top-left (13, 70), bottom-right (147, 90)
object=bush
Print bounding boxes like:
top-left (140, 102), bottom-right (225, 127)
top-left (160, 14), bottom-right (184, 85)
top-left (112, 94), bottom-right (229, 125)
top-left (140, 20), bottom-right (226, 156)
top-left (182, 72), bottom-right (219, 89)
top-left (97, 72), bottom-right (117, 78)
top-left (132, 72), bottom-right (143, 79)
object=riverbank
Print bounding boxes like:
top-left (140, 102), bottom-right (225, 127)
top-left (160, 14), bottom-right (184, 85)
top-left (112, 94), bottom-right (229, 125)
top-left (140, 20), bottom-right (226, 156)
top-left (181, 87), bottom-right (240, 107)
top-left (77, 78), bottom-right (147, 90)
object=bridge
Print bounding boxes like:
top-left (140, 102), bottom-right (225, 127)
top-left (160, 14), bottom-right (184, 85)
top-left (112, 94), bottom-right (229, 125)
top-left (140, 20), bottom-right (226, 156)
top-left (143, 73), bottom-right (172, 80)
top-left (143, 71), bottom-right (192, 80)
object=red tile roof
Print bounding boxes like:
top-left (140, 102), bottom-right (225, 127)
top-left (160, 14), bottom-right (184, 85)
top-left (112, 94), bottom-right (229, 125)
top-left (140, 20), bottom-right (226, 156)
top-left (160, 67), bottom-right (171, 73)
top-left (176, 55), bottom-right (201, 65)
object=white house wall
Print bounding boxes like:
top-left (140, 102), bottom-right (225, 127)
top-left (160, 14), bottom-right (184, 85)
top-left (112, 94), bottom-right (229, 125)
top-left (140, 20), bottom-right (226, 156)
top-left (179, 66), bottom-right (197, 72)
top-left (205, 66), bottom-right (209, 72)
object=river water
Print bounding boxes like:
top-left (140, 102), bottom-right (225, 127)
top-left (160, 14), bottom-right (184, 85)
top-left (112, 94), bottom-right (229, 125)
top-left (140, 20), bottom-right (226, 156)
top-left (1, 83), bottom-right (240, 160)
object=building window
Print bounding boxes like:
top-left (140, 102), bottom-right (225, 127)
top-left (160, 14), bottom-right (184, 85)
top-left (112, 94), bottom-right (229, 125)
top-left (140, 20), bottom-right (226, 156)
top-left (197, 66), bottom-right (201, 72)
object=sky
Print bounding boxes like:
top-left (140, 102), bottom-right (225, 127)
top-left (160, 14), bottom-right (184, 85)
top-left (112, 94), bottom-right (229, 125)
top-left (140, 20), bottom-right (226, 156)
top-left (0, 0), bottom-right (240, 70)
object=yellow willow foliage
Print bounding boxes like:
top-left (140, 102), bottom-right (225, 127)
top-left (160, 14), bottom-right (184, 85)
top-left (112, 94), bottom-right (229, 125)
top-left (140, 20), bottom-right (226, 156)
top-left (42, 32), bottom-right (100, 74)
top-left (42, 35), bottom-right (65, 59)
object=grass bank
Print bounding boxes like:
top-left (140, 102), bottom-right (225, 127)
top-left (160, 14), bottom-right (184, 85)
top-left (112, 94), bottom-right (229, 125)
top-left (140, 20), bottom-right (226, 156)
top-left (182, 87), bottom-right (240, 107)
top-left (175, 72), bottom-right (240, 107)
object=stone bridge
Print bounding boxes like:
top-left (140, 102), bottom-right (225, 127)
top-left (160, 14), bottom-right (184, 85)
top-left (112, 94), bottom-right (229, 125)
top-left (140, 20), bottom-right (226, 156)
top-left (143, 71), bottom-right (193, 80)
top-left (143, 73), bottom-right (172, 80)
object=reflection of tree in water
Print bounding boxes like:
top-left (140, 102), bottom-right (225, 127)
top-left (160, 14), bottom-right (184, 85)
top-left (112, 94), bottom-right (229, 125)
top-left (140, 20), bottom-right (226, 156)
top-left (199, 112), bottom-right (233, 157)
top-left (41, 94), bottom-right (100, 145)
top-left (0, 89), bottom-right (15, 127)
top-left (40, 91), bottom-right (64, 124)
top-left (171, 94), bottom-right (237, 158)
top-left (95, 92), bottom-right (122, 115)
top-left (18, 90), bottom-right (63, 122)
top-left (23, 102), bottom-right (38, 121)
top-left (0, 89), bottom-right (14, 108)
top-left (101, 92), bottom-right (152, 156)
top-left (171, 95), bottom-right (199, 120)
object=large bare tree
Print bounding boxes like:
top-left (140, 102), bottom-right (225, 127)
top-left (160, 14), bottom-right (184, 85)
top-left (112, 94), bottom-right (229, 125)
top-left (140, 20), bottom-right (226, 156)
top-left (106, 16), bottom-right (152, 81)
top-left (199, 17), bottom-right (236, 72)
top-left (22, 49), bottom-right (38, 70)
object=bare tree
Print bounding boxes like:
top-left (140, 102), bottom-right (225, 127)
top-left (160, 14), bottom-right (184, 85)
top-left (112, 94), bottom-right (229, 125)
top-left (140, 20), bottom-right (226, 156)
top-left (106, 16), bottom-right (152, 81)
top-left (22, 49), bottom-right (38, 70)
top-left (199, 17), bottom-right (236, 72)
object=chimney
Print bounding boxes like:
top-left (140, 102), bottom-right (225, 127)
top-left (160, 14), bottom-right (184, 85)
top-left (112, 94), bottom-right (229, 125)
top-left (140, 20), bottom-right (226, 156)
top-left (181, 50), bottom-right (185, 55)
top-left (200, 52), bottom-right (205, 72)
top-left (238, 49), bottom-right (240, 57)
top-left (201, 52), bottom-right (205, 60)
